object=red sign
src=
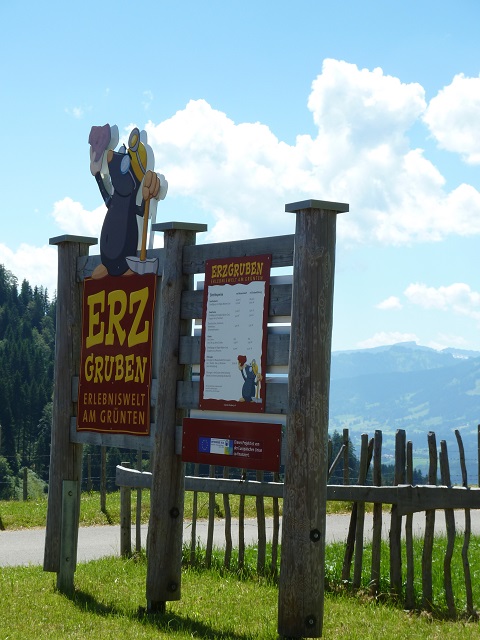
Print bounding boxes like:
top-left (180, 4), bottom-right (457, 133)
top-left (199, 254), bottom-right (271, 413)
top-left (182, 418), bottom-right (282, 472)
top-left (77, 273), bottom-right (157, 435)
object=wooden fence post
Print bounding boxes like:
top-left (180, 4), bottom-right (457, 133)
top-left (23, 467), bottom-right (28, 501)
top-left (390, 428), bottom-right (406, 597)
top-left (87, 454), bottom-right (92, 492)
top-left (206, 465), bottom-right (216, 568)
top-left (454, 429), bottom-right (476, 618)
top-left (120, 461), bottom-right (132, 557)
top-left (422, 431), bottom-right (437, 610)
top-left (343, 428), bottom-right (349, 485)
top-left (189, 463), bottom-right (199, 565)
top-left (278, 199), bottom-right (348, 639)
top-left (44, 235), bottom-right (97, 579)
top-left (222, 467), bottom-right (232, 569)
top-left (370, 429), bottom-right (382, 595)
top-left (440, 440), bottom-right (456, 617)
top-left (353, 435), bottom-right (372, 589)
top-left (146, 222), bottom-right (207, 612)
top-left (405, 440), bottom-right (415, 609)
top-left (136, 450), bottom-right (142, 553)
top-left (57, 479), bottom-right (80, 596)
top-left (100, 446), bottom-right (106, 512)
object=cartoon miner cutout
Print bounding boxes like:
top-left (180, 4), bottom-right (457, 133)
top-left (88, 124), bottom-right (168, 278)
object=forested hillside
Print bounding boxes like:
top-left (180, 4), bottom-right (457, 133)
top-left (0, 265), bottom-right (55, 497)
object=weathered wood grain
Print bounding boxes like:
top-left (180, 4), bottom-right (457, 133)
top-left (405, 441), bottom-right (415, 609)
top-left (206, 465), bottom-right (216, 568)
top-left (353, 435), bottom-right (372, 589)
top-left (57, 480), bottom-right (80, 596)
top-left (116, 464), bottom-right (480, 509)
top-left (189, 463), bottom-right (200, 565)
top-left (390, 429), bottom-right (406, 596)
top-left (44, 237), bottom-right (95, 575)
top-left (222, 467), bottom-right (232, 569)
top-left (120, 461), bottom-right (132, 558)
top-left (370, 430), bottom-right (382, 596)
top-left (146, 224), bottom-right (200, 610)
top-left (278, 201), bottom-right (344, 639)
top-left (271, 471), bottom-right (280, 575)
top-left (256, 470), bottom-right (267, 574)
top-left (180, 282), bottom-right (292, 320)
top-left (440, 441), bottom-right (456, 617)
top-left (182, 234), bottom-right (295, 274)
top-left (422, 431), bottom-right (437, 611)
top-left (455, 429), bottom-right (476, 618)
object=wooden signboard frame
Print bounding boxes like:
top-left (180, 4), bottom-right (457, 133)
top-left (45, 199), bottom-right (348, 640)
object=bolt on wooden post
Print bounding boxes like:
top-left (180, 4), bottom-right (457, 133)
top-left (278, 200), bottom-right (348, 639)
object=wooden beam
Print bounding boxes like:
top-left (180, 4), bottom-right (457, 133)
top-left (278, 200), bottom-right (346, 639)
top-left (115, 465), bottom-right (480, 513)
top-left (146, 222), bottom-right (203, 611)
top-left (44, 236), bottom-right (95, 573)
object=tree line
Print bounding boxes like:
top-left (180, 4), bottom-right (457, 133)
top-left (0, 265), bottom-right (55, 497)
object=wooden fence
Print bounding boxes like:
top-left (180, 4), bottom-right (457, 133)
top-left (117, 424), bottom-right (480, 617)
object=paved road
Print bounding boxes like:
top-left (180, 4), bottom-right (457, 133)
top-left (2, 512), bottom-right (480, 567)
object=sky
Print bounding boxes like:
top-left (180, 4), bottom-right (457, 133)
top-left (1, 0), bottom-right (480, 353)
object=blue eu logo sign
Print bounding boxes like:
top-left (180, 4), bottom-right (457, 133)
top-left (198, 437), bottom-right (210, 453)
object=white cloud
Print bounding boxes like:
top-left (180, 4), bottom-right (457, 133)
top-left (376, 296), bottom-right (402, 310)
top-left (0, 243), bottom-right (58, 296)
top-left (404, 282), bottom-right (480, 320)
top-left (424, 73), bottom-right (480, 164)
top-left (51, 197), bottom-right (105, 237)
top-left (357, 331), bottom-right (419, 349)
top-left (143, 90), bottom-right (154, 111)
top-left (65, 106), bottom-right (86, 119)
top-left (142, 59), bottom-right (480, 247)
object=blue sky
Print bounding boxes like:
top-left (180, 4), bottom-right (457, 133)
top-left (1, 0), bottom-right (480, 352)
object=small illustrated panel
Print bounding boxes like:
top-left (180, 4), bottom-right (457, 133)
top-left (199, 254), bottom-right (271, 413)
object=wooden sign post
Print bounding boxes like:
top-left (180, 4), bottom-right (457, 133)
top-left (43, 235), bottom-right (97, 593)
top-left (146, 221), bottom-right (207, 612)
top-left (278, 200), bottom-right (348, 639)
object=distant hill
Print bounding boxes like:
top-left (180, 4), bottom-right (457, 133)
top-left (329, 342), bottom-right (480, 483)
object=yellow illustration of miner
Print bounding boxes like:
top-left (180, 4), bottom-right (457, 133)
top-left (237, 355), bottom-right (263, 403)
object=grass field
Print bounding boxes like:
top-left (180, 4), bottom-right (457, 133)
top-left (2, 549), bottom-right (480, 639)
top-left (2, 493), bottom-right (480, 637)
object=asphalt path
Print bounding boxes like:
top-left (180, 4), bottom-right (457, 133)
top-left (2, 511), bottom-right (480, 567)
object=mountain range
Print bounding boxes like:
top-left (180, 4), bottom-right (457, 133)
top-left (328, 342), bottom-right (480, 484)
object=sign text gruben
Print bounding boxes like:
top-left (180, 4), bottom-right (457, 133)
top-left (84, 286), bottom-right (150, 384)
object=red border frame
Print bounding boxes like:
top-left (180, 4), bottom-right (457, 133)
top-left (199, 254), bottom-right (271, 412)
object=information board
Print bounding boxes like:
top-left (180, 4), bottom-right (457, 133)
top-left (77, 273), bottom-right (157, 435)
top-left (182, 417), bottom-right (282, 472)
top-left (199, 254), bottom-right (271, 412)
